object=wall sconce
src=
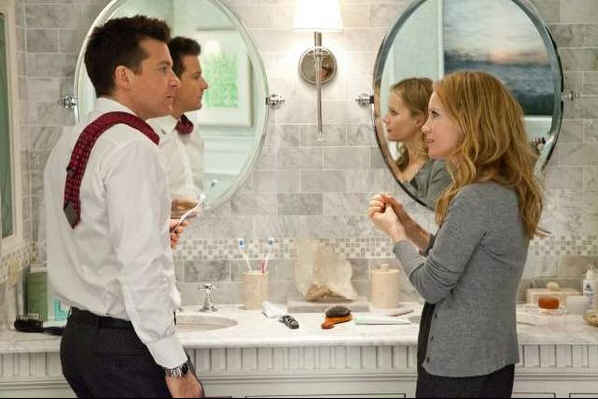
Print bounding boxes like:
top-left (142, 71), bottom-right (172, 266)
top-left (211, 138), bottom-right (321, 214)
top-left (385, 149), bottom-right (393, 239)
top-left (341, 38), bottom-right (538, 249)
top-left (294, 0), bottom-right (343, 141)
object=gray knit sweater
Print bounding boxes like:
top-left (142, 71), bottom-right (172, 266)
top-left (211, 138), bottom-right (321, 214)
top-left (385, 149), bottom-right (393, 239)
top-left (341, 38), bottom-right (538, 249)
top-left (394, 182), bottom-right (529, 377)
top-left (406, 159), bottom-right (452, 208)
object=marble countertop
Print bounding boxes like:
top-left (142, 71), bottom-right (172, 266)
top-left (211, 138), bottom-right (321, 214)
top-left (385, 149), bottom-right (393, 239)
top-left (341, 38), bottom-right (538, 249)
top-left (1, 304), bottom-right (597, 354)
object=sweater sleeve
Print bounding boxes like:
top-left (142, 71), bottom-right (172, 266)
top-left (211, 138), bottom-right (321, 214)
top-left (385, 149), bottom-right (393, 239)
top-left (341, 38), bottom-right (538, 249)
top-left (393, 186), bottom-right (489, 304)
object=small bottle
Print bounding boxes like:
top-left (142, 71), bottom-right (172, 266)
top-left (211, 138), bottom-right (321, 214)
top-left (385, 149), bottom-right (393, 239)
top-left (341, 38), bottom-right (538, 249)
top-left (582, 268), bottom-right (596, 312)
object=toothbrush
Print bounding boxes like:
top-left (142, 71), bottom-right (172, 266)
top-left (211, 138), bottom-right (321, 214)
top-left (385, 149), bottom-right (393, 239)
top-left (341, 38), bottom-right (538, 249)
top-left (262, 237), bottom-right (274, 274)
top-left (170, 180), bottom-right (218, 232)
top-left (238, 238), bottom-right (252, 271)
top-left (171, 193), bottom-right (206, 231)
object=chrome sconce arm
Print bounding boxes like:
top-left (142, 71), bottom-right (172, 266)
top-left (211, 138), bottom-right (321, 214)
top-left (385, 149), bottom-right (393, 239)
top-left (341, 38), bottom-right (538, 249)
top-left (294, 0), bottom-right (342, 139)
top-left (314, 32), bottom-right (323, 141)
top-left (298, 32), bottom-right (338, 141)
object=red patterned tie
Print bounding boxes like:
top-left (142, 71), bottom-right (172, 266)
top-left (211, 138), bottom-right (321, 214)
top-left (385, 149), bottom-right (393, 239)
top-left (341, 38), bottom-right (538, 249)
top-left (63, 111), bottom-right (160, 229)
top-left (174, 114), bottom-right (193, 135)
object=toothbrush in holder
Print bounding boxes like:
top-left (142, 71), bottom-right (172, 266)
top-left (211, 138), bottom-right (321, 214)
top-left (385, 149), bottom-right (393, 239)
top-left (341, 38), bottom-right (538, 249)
top-left (238, 238), bottom-right (252, 272)
top-left (260, 237), bottom-right (274, 274)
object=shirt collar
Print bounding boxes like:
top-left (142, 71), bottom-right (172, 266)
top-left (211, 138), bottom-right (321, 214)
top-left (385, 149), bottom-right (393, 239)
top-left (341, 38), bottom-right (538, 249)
top-left (148, 114), bottom-right (179, 136)
top-left (94, 97), bottom-right (139, 117)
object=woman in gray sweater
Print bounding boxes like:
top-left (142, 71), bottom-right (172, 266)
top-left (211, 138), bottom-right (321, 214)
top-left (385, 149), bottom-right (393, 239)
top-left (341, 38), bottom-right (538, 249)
top-left (368, 71), bottom-right (543, 398)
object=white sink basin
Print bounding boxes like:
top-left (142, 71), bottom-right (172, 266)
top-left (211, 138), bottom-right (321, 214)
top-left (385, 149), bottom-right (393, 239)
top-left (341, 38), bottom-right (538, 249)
top-left (176, 314), bottom-right (237, 331)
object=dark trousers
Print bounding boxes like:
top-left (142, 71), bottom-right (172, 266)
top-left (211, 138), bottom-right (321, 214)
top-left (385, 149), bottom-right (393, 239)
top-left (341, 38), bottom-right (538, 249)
top-left (416, 303), bottom-right (515, 398)
top-left (61, 308), bottom-right (173, 398)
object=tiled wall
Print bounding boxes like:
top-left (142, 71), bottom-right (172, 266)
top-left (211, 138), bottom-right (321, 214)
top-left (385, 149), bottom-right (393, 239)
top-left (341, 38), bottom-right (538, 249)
top-left (3, 0), bottom-right (598, 308)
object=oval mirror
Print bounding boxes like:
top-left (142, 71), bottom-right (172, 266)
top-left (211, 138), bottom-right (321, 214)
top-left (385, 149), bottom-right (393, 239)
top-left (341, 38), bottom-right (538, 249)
top-left (373, 0), bottom-right (563, 209)
top-left (73, 0), bottom-right (270, 210)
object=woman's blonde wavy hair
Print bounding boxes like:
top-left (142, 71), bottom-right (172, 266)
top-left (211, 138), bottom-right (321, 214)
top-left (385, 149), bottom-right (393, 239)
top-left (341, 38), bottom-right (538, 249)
top-left (390, 77), bottom-right (433, 171)
top-left (434, 71), bottom-right (543, 238)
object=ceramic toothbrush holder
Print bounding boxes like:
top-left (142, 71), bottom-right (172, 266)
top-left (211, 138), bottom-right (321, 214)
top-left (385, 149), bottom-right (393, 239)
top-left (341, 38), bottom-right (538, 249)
top-left (242, 271), bottom-right (269, 310)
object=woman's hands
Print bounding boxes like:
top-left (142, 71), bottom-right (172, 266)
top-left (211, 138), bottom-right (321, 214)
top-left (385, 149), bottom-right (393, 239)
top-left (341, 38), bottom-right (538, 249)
top-left (369, 193), bottom-right (432, 251)
top-left (368, 193), bottom-right (407, 243)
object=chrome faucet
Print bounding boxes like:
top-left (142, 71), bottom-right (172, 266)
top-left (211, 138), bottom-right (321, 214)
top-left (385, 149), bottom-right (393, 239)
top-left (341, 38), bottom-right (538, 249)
top-left (200, 283), bottom-right (217, 312)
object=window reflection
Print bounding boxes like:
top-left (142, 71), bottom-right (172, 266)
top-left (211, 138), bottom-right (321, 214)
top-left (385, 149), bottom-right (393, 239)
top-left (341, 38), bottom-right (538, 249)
top-left (0, 14), bottom-right (14, 238)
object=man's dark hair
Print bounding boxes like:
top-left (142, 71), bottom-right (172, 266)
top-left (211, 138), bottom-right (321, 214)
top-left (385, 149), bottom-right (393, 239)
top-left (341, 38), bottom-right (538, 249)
top-left (84, 15), bottom-right (171, 97)
top-left (168, 37), bottom-right (201, 78)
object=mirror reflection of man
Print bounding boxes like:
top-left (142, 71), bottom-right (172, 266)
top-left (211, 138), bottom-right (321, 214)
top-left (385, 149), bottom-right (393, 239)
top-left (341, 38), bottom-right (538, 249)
top-left (149, 37), bottom-right (208, 217)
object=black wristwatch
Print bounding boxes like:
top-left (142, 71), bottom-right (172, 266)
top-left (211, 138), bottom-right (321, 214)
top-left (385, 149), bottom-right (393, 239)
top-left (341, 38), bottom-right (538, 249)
top-left (164, 360), bottom-right (190, 378)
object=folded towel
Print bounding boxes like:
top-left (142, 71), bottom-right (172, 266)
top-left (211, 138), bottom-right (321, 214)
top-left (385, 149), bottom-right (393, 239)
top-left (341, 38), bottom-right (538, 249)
top-left (516, 312), bottom-right (544, 326)
top-left (354, 315), bottom-right (411, 325)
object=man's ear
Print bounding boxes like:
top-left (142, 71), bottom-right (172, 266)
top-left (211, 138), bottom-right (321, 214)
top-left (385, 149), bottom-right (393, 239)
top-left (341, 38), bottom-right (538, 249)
top-left (114, 65), bottom-right (133, 91)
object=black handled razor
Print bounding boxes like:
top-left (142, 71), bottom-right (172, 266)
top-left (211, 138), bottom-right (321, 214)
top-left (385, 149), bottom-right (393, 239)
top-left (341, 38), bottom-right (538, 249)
top-left (279, 315), bottom-right (299, 329)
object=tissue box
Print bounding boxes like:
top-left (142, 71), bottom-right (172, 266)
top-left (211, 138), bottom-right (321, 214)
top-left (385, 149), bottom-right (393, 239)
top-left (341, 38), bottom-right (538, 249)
top-left (26, 267), bottom-right (69, 322)
top-left (26, 270), bottom-right (48, 320)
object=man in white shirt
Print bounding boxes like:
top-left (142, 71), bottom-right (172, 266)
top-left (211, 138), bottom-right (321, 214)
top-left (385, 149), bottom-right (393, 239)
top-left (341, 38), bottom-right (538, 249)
top-left (44, 16), bottom-right (203, 398)
top-left (151, 115), bottom-right (198, 199)
top-left (149, 37), bottom-right (208, 206)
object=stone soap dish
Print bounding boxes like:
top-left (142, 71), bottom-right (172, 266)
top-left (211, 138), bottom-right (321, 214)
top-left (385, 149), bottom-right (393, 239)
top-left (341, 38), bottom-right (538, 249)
top-left (583, 311), bottom-right (598, 327)
top-left (538, 307), bottom-right (566, 316)
top-left (520, 303), bottom-right (566, 316)
top-left (287, 297), bottom-right (370, 313)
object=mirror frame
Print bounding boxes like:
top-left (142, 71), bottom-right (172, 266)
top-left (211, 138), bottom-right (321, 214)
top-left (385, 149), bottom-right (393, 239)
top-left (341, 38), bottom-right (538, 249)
top-left (72, 0), bottom-right (271, 210)
top-left (371, 0), bottom-right (564, 209)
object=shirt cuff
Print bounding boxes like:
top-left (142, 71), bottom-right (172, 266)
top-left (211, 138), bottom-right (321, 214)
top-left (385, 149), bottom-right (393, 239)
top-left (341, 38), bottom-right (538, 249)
top-left (146, 334), bottom-right (187, 369)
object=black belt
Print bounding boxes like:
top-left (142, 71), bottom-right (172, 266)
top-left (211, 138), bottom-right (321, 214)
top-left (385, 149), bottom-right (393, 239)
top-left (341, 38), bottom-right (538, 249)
top-left (70, 307), bottom-right (177, 329)
top-left (69, 307), bottom-right (134, 329)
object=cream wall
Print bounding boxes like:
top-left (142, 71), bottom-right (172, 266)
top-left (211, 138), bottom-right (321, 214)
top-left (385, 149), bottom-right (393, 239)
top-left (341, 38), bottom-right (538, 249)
top-left (2, 0), bottom-right (598, 308)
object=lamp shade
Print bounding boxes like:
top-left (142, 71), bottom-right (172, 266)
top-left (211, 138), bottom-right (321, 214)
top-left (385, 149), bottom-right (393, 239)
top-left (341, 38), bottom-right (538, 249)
top-left (293, 0), bottom-right (343, 32)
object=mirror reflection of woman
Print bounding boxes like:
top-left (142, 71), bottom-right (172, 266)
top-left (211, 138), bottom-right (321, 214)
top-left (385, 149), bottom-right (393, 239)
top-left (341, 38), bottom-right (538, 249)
top-left (383, 78), bottom-right (451, 208)
top-left (369, 71), bottom-right (544, 398)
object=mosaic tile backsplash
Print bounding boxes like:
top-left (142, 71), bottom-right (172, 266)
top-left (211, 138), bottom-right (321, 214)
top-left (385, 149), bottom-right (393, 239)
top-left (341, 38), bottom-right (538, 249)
top-left (0, 243), bottom-right (35, 286)
top-left (176, 236), bottom-right (598, 264)
top-left (171, 234), bottom-right (598, 304)
top-left (2, 0), bottom-right (598, 306)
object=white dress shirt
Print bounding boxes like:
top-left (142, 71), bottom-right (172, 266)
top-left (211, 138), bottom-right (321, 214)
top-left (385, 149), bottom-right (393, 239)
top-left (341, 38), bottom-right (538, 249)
top-left (44, 97), bottom-right (187, 369)
top-left (177, 120), bottom-right (205, 193)
top-left (148, 115), bottom-right (199, 199)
